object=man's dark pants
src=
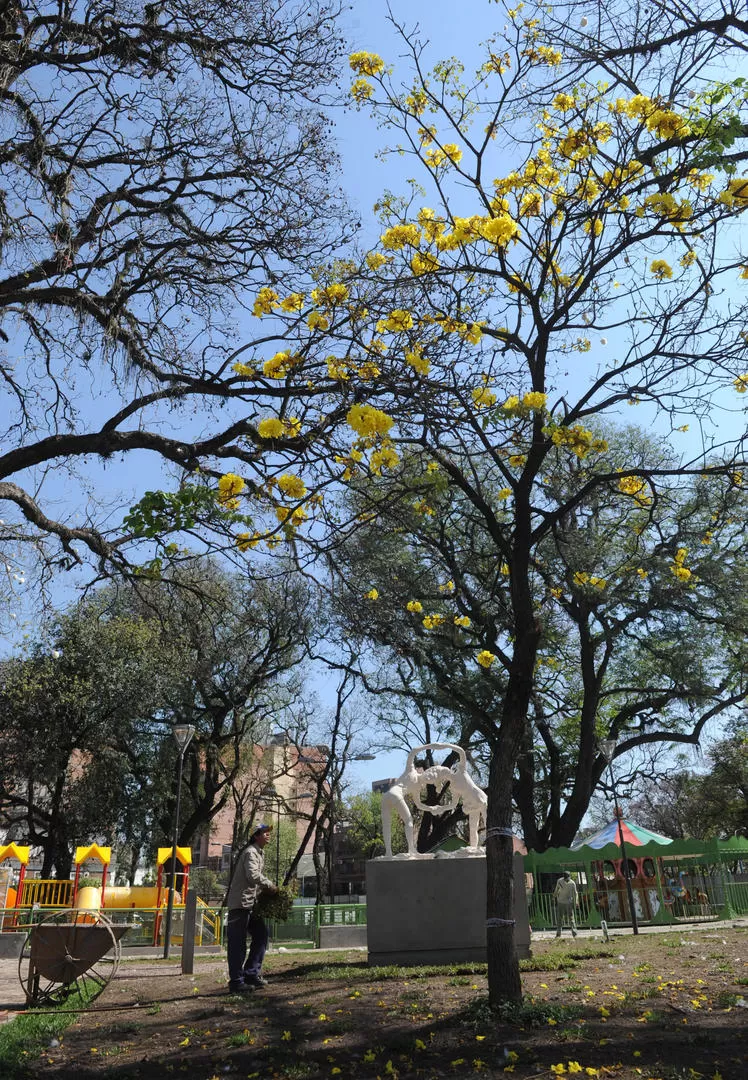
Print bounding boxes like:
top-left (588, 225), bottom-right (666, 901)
top-left (227, 907), bottom-right (269, 985)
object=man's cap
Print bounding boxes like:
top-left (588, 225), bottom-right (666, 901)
top-left (251, 823), bottom-right (273, 837)
top-left (563, 870), bottom-right (571, 877)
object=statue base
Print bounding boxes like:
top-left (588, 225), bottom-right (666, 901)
top-left (365, 851), bottom-right (531, 965)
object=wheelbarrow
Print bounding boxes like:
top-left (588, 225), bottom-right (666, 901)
top-left (18, 909), bottom-right (128, 1007)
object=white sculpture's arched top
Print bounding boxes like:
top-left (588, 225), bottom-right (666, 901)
top-left (379, 742), bottom-right (487, 858)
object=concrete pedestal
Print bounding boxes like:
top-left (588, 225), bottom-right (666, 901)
top-left (366, 851), bottom-right (530, 965)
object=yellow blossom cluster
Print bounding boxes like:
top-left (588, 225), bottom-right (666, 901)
top-left (424, 143), bottom-right (463, 168)
top-left (405, 348), bottom-right (430, 376)
top-left (573, 571), bottom-right (607, 590)
top-left (734, 374), bottom-right (748, 393)
top-left (351, 78), bottom-right (374, 103)
top-left (346, 404), bottom-right (394, 438)
top-left (217, 473), bottom-right (246, 509)
top-left (670, 547), bottom-right (692, 582)
top-left (422, 613), bottom-right (445, 629)
top-left (365, 587), bottom-right (379, 600)
top-left (550, 425), bottom-right (608, 458)
top-left (618, 475), bottom-right (652, 506)
top-left (650, 259), bottom-right (673, 280)
top-left (378, 309), bottom-right (414, 333)
top-left (263, 350), bottom-right (301, 379)
top-left (472, 386), bottom-right (497, 409)
top-left (252, 286), bottom-right (278, 316)
top-left (476, 649), bottom-right (496, 668)
top-left (276, 473), bottom-right (307, 499)
top-left (370, 441), bottom-right (400, 474)
top-left (381, 223), bottom-right (421, 250)
top-left (406, 600), bottom-right (423, 613)
top-left (349, 51), bottom-right (385, 77)
top-left (257, 416), bottom-right (301, 440)
top-left (275, 504), bottom-right (308, 529)
top-left (232, 362), bottom-right (256, 378)
top-left (501, 391), bottom-right (548, 417)
top-left (311, 283), bottom-right (349, 308)
top-left (326, 356), bottom-right (380, 382)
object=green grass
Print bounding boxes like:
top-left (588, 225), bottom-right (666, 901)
top-left (0, 1005), bottom-right (81, 1079)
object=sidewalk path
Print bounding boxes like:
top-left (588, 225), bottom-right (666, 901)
top-left (0, 955), bottom-right (27, 1024)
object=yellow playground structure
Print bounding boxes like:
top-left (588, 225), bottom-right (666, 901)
top-left (0, 843), bottom-right (220, 947)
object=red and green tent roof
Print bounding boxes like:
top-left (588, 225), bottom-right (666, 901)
top-left (572, 818), bottom-right (673, 850)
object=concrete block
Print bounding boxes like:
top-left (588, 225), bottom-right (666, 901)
top-left (366, 851), bottom-right (530, 965)
top-left (0, 933), bottom-right (26, 958)
top-left (318, 925), bottom-right (368, 949)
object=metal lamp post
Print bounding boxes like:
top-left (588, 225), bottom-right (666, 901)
top-left (599, 738), bottom-right (639, 935)
top-left (163, 723), bottom-right (195, 959)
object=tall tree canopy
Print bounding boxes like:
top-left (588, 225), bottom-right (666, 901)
top-left (0, 0), bottom-right (352, 574)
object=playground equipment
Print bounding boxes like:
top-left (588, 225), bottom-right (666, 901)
top-left (18, 908), bottom-right (126, 1007)
top-left (2, 842), bottom-right (219, 952)
top-left (0, 844), bottom-right (30, 928)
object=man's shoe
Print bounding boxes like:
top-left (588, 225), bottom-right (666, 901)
top-left (244, 974), bottom-right (268, 988)
top-left (228, 981), bottom-right (254, 993)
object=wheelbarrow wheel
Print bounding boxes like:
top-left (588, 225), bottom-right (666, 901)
top-left (18, 908), bottom-right (122, 1008)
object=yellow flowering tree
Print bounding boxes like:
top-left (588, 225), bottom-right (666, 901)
top-left (273, 4), bottom-right (748, 1005)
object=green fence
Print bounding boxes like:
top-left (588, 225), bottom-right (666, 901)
top-left (268, 902), bottom-right (367, 947)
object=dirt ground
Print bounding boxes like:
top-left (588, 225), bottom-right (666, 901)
top-left (16, 925), bottom-right (748, 1080)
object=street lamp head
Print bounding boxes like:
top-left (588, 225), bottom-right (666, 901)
top-left (173, 724), bottom-right (195, 753)
top-left (599, 738), bottom-right (617, 763)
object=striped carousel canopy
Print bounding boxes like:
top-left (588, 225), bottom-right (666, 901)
top-left (571, 817), bottom-right (673, 850)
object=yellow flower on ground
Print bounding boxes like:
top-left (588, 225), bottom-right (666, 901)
top-left (349, 51), bottom-right (385, 76)
top-left (568, 1064), bottom-right (583, 1074)
top-left (365, 588), bottom-right (379, 600)
top-left (550, 1065), bottom-right (566, 1075)
top-left (476, 649), bottom-right (496, 669)
top-left (346, 404), bottom-right (394, 437)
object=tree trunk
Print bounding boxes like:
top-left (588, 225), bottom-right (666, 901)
top-left (486, 747), bottom-right (522, 1005)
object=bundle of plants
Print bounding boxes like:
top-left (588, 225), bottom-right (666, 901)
top-left (254, 885), bottom-right (296, 921)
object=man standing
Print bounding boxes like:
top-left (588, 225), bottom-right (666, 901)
top-left (553, 870), bottom-right (579, 938)
top-left (226, 823), bottom-right (278, 991)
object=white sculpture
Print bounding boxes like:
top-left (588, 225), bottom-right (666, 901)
top-left (380, 742), bottom-right (487, 858)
